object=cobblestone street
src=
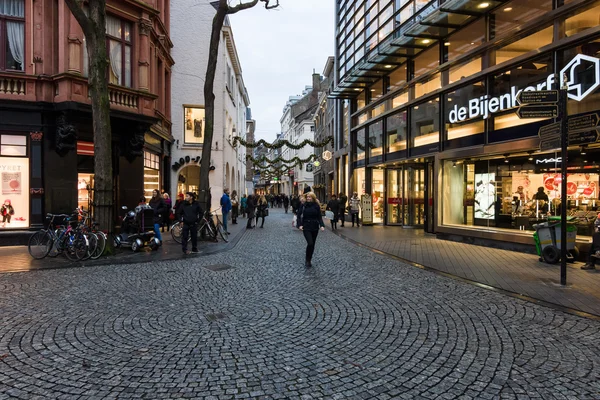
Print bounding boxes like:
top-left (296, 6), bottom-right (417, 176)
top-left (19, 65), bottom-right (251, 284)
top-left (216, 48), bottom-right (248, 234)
top-left (1, 209), bottom-right (600, 399)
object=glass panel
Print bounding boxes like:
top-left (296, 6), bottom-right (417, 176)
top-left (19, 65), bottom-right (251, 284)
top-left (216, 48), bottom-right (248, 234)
top-left (406, 167), bottom-right (425, 225)
top-left (492, 0), bottom-right (552, 39)
top-left (4, 21), bottom-right (24, 70)
top-left (449, 57), bottom-right (482, 84)
top-left (445, 81), bottom-right (485, 126)
top-left (444, 19), bottom-right (485, 62)
top-left (387, 64), bottom-right (407, 92)
top-left (495, 26), bottom-right (553, 65)
top-left (1, 135), bottom-right (26, 145)
top-left (414, 46), bottom-right (439, 79)
top-left (124, 45), bottom-right (131, 87)
top-left (184, 107), bottom-right (205, 145)
top-left (411, 99), bottom-right (439, 148)
top-left (369, 79), bottom-right (384, 104)
top-left (386, 111), bottom-right (407, 153)
top-left (106, 15), bottom-right (121, 37)
top-left (109, 40), bottom-right (122, 85)
top-left (368, 120), bottom-right (383, 158)
top-left (387, 169), bottom-right (403, 224)
top-left (396, 1), bottom-right (415, 26)
top-left (0, 155), bottom-right (29, 229)
top-left (392, 91), bottom-right (409, 108)
top-left (356, 128), bottom-right (366, 161)
top-left (372, 169), bottom-right (385, 223)
top-left (0, 145), bottom-right (25, 156)
top-left (77, 173), bottom-right (94, 212)
top-left (415, 73), bottom-right (441, 98)
top-left (372, 103), bottom-right (385, 118)
top-left (355, 167), bottom-right (366, 195)
top-left (342, 100), bottom-right (350, 147)
top-left (357, 90), bottom-right (366, 109)
top-left (123, 21), bottom-right (131, 42)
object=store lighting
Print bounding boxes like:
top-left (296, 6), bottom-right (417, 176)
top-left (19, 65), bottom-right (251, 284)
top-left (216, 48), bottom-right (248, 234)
top-left (527, 151), bottom-right (534, 161)
top-left (384, 65), bottom-right (393, 68)
top-left (422, 39), bottom-right (431, 44)
top-left (477, 2), bottom-right (490, 9)
top-left (503, 154), bottom-right (510, 163)
top-left (444, 42), bottom-right (451, 46)
top-left (581, 146), bottom-right (587, 155)
top-left (354, 88), bottom-right (361, 91)
top-left (452, 161), bottom-right (457, 168)
top-left (503, 7), bottom-right (513, 11)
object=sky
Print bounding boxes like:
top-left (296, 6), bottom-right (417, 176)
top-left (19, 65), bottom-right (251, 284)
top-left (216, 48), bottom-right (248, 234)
top-left (229, 0), bottom-right (334, 143)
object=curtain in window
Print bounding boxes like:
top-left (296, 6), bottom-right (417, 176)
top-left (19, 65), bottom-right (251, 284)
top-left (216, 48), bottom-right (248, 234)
top-left (0, 0), bottom-right (24, 17)
top-left (124, 45), bottom-right (131, 87)
top-left (109, 40), bottom-right (122, 85)
top-left (106, 15), bottom-right (121, 37)
top-left (7, 21), bottom-right (24, 66)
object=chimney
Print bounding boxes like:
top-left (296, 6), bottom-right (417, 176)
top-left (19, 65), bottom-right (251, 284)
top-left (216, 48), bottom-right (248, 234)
top-left (312, 71), bottom-right (321, 91)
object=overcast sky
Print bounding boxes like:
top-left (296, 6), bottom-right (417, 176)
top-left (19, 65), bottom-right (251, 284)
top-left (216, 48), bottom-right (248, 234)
top-left (229, 0), bottom-right (334, 143)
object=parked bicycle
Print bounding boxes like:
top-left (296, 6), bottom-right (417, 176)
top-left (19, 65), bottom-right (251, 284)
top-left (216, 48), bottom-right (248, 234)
top-left (170, 208), bottom-right (228, 243)
top-left (28, 212), bottom-right (89, 261)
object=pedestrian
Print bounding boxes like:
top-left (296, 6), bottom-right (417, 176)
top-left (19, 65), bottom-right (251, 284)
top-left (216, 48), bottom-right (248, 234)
top-left (338, 192), bottom-right (347, 227)
top-left (220, 188), bottom-right (232, 234)
top-left (327, 194), bottom-right (341, 230)
top-left (174, 193), bottom-right (185, 219)
top-left (283, 194), bottom-right (290, 213)
top-left (298, 192), bottom-right (325, 268)
top-left (149, 189), bottom-right (167, 243)
top-left (255, 195), bottom-right (268, 228)
top-left (161, 192), bottom-right (172, 232)
top-left (246, 194), bottom-right (256, 229)
top-left (241, 194), bottom-right (248, 218)
top-left (180, 192), bottom-right (202, 254)
top-left (582, 217), bottom-right (600, 270)
top-left (349, 192), bottom-right (361, 227)
top-left (291, 195), bottom-right (299, 214)
top-left (296, 194), bottom-right (306, 230)
top-left (231, 190), bottom-right (239, 224)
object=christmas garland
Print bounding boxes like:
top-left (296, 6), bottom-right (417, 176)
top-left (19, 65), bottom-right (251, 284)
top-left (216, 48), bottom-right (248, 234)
top-left (233, 136), bottom-right (333, 150)
top-left (247, 154), bottom-right (317, 166)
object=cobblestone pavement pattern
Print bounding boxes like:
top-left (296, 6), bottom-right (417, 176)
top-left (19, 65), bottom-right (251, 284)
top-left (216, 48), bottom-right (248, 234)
top-left (1, 209), bottom-right (600, 400)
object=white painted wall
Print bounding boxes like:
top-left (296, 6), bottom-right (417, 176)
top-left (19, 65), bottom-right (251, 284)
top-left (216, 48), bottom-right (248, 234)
top-left (170, 0), bottom-right (248, 212)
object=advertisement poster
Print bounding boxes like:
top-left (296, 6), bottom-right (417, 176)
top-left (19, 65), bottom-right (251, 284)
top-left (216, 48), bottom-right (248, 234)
top-left (0, 157), bottom-right (29, 229)
top-left (474, 173), bottom-right (496, 219)
top-left (184, 107), bottom-right (205, 145)
top-left (361, 194), bottom-right (373, 225)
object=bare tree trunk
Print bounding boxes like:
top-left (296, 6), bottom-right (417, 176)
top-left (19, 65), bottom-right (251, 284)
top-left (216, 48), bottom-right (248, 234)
top-left (64, 0), bottom-right (114, 251)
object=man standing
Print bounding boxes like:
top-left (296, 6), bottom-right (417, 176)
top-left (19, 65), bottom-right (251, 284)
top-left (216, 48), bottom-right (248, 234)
top-left (338, 192), bottom-right (348, 227)
top-left (220, 188), bottom-right (232, 234)
top-left (181, 192), bottom-right (202, 254)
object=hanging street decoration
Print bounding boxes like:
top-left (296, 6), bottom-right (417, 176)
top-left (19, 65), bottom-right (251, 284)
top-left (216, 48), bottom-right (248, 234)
top-left (232, 136), bottom-right (333, 150)
top-left (246, 154), bottom-right (317, 167)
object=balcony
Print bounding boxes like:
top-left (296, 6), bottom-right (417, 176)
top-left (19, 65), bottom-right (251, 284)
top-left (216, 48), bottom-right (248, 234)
top-left (0, 73), bottom-right (37, 102)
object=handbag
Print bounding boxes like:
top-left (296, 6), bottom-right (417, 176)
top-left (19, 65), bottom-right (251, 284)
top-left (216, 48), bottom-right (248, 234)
top-left (325, 210), bottom-right (334, 220)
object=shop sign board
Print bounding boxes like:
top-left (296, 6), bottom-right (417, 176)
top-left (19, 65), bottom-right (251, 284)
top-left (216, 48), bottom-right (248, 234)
top-left (567, 113), bottom-right (599, 132)
top-left (567, 129), bottom-right (600, 146)
top-left (448, 54), bottom-right (600, 123)
top-left (538, 122), bottom-right (561, 138)
top-left (539, 137), bottom-right (561, 152)
top-left (516, 90), bottom-right (558, 105)
top-left (517, 105), bottom-right (558, 119)
top-left (361, 194), bottom-right (373, 225)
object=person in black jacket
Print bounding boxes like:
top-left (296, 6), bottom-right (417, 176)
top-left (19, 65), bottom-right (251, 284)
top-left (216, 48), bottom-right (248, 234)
top-left (246, 194), bottom-right (256, 229)
top-left (149, 189), bottom-right (167, 243)
top-left (326, 194), bottom-right (341, 230)
top-left (255, 195), bottom-right (268, 228)
top-left (299, 192), bottom-right (325, 268)
top-left (180, 192), bottom-right (203, 254)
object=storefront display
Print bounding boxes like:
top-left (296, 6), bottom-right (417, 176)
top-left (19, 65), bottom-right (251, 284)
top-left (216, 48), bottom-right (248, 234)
top-left (0, 156), bottom-right (29, 229)
top-left (144, 151), bottom-right (160, 199)
top-left (77, 173), bottom-right (94, 212)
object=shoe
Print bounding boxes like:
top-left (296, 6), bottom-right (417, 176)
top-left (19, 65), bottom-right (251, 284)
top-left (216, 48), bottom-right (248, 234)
top-left (260, 226), bottom-right (264, 228)
top-left (184, 250), bottom-right (191, 255)
top-left (191, 248), bottom-right (199, 253)
top-left (247, 227), bottom-right (254, 229)
top-left (581, 263), bottom-right (596, 270)
top-left (305, 261), bottom-right (312, 268)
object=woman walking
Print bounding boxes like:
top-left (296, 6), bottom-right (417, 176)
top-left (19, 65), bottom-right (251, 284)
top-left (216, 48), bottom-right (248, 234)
top-left (240, 194), bottom-right (248, 218)
top-left (326, 194), bottom-right (341, 230)
top-left (349, 192), bottom-right (361, 227)
top-left (255, 195), bottom-right (268, 228)
top-left (231, 190), bottom-right (239, 224)
top-left (246, 195), bottom-right (256, 229)
top-left (299, 192), bottom-right (325, 268)
top-left (149, 189), bottom-right (167, 243)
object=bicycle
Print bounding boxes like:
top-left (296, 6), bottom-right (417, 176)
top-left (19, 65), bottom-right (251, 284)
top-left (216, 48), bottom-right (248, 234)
top-left (28, 212), bottom-right (89, 261)
top-left (77, 208), bottom-right (107, 260)
top-left (200, 208), bottom-right (228, 243)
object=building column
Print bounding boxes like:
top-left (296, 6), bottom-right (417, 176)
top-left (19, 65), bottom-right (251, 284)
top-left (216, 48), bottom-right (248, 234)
top-left (138, 18), bottom-right (152, 92)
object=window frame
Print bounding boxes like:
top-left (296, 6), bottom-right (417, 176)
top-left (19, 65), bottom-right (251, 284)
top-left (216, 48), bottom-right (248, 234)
top-left (105, 15), bottom-right (133, 87)
top-left (0, 1), bottom-right (25, 72)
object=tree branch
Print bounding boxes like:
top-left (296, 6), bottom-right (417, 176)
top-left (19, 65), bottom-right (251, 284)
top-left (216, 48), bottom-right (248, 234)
top-left (226, 0), bottom-right (279, 14)
top-left (260, 0), bottom-right (280, 9)
top-left (63, 0), bottom-right (93, 37)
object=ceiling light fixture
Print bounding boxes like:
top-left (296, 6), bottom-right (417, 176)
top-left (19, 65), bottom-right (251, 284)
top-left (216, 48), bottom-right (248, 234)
top-left (478, 2), bottom-right (490, 9)
top-left (384, 65), bottom-right (393, 68)
top-left (528, 151), bottom-right (534, 161)
top-left (444, 42), bottom-right (450, 46)
top-left (503, 154), bottom-right (510, 163)
top-left (503, 7), bottom-right (513, 11)
top-left (452, 161), bottom-right (457, 168)
top-left (422, 39), bottom-right (431, 44)
top-left (354, 88), bottom-right (361, 91)
top-left (581, 146), bottom-right (587, 155)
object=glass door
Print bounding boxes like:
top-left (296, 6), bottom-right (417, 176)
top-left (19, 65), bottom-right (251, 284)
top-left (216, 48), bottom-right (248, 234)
top-left (405, 166), bottom-right (425, 226)
top-left (386, 169), bottom-right (403, 225)
top-left (372, 169), bottom-right (385, 224)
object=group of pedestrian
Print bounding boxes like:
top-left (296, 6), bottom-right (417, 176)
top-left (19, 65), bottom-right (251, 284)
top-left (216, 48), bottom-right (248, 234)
top-left (266, 194), bottom-right (290, 209)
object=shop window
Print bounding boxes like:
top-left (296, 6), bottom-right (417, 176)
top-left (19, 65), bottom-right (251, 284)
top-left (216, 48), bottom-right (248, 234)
top-left (449, 57), bottom-right (482, 84)
top-left (372, 103), bottom-right (385, 118)
top-left (77, 173), bottom-right (94, 212)
top-left (395, 0), bottom-right (415, 26)
top-left (357, 90), bottom-right (366, 109)
top-left (183, 106), bottom-right (205, 145)
top-left (392, 91), bottom-right (409, 109)
top-left (387, 64), bottom-right (407, 93)
top-left (368, 120), bottom-right (383, 159)
top-left (411, 99), bottom-right (439, 148)
top-left (491, 0), bottom-right (552, 39)
top-left (495, 26), bottom-right (553, 66)
top-left (356, 128), bottom-right (366, 162)
top-left (386, 111), bottom-right (407, 153)
top-left (414, 73), bottom-right (441, 98)
top-left (342, 100), bottom-right (350, 148)
top-left (368, 79), bottom-right (384, 104)
top-left (562, 37), bottom-right (600, 116)
top-left (0, 134), bottom-right (26, 156)
top-left (0, 0), bottom-right (25, 71)
top-left (414, 46), bottom-right (439, 80)
top-left (355, 167), bottom-right (366, 195)
top-left (144, 151), bottom-right (160, 199)
top-left (444, 19), bottom-right (485, 63)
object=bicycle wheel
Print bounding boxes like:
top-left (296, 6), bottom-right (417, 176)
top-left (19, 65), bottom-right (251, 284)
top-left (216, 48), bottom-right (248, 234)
top-left (171, 221), bottom-right (183, 244)
top-left (28, 230), bottom-right (52, 259)
top-left (64, 232), bottom-right (89, 261)
top-left (217, 222), bottom-right (229, 243)
top-left (90, 231), bottom-right (107, 260)
top-left (82, 232), bottom-right (98, 261)
top-left (48, 229), bottom-right (65, 258)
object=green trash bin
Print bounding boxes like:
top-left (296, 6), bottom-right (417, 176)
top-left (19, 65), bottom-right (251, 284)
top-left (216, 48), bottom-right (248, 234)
top-left (533, 216), bottom-right (578, 264)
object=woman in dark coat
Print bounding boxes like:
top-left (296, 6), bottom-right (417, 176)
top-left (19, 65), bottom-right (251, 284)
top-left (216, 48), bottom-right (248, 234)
top-left (255, 195), bottom-right (268, 228)
top-left (326, 194), bottom-right (341, 230)
top-left (298, 192), bottom-right (325, 268)
top-left (246, 195), bottom-right (256, 229)
top-left (161, 192), bottom-right (172, 232)
top-left (149, 189), bottom-right (167, 243)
